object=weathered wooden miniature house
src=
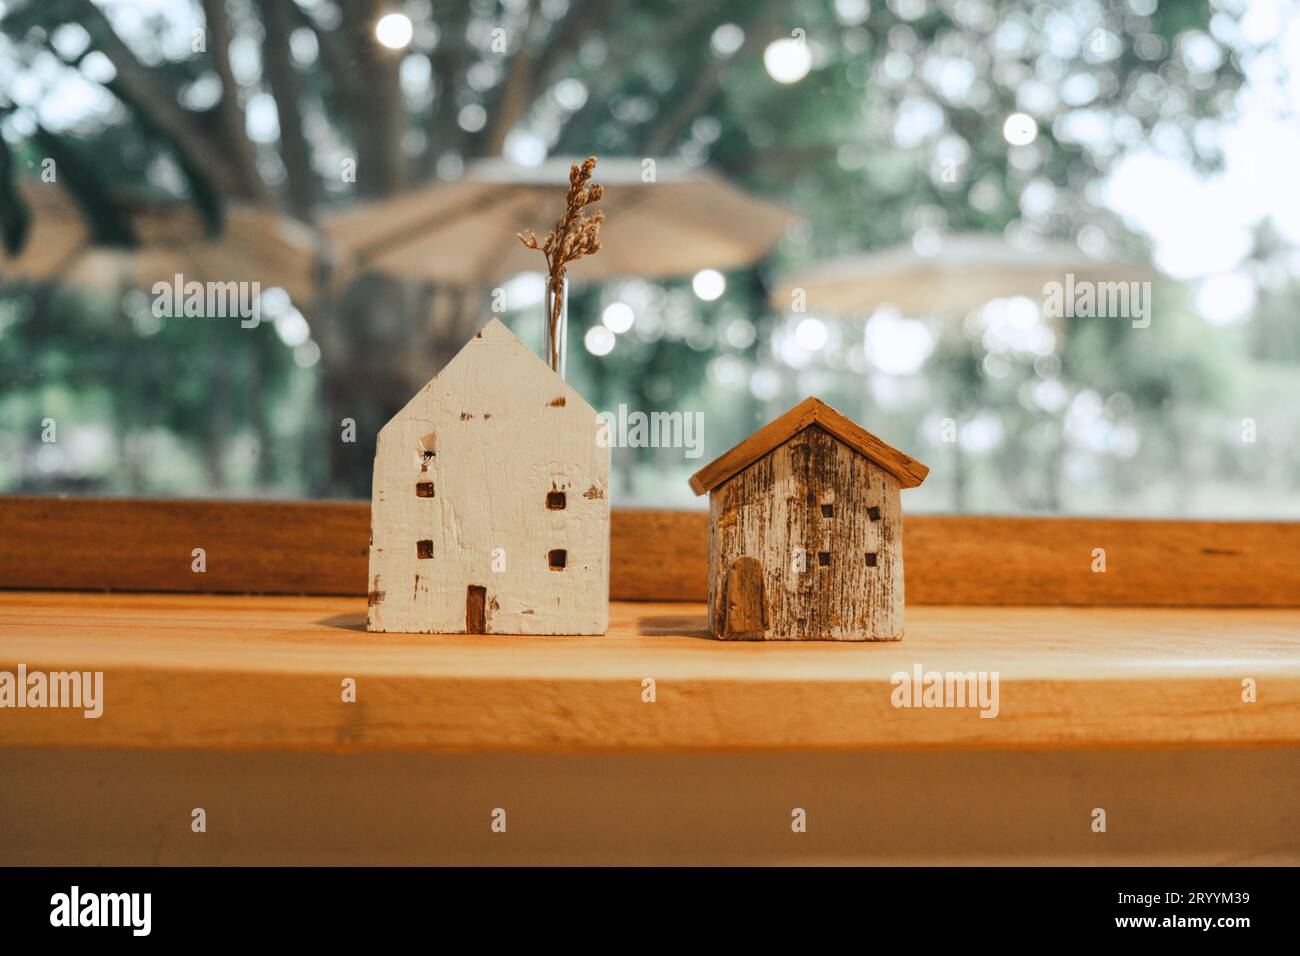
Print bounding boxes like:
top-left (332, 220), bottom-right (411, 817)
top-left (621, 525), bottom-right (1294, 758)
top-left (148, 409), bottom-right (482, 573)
top-left (367, 318), bottom-right (609, 635)
top-left (689, 398), bottom-right (928, 641)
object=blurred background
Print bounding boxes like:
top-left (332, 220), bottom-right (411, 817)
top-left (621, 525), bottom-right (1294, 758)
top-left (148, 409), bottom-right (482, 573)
top-left (1, 0), bottom-right (1297, 515)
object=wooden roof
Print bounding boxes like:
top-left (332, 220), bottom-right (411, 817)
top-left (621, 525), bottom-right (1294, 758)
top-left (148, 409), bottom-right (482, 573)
top-left (689, 397), bottom-right (930, 495)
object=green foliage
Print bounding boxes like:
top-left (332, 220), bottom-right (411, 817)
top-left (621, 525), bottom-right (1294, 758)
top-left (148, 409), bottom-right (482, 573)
top-left (0, 0), bottom-right (1294, 515)
top-left (0, 135), bottom-right (29, 255)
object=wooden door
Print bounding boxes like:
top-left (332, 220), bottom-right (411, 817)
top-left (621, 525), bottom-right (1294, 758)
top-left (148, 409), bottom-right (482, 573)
top-left (466, 585), bottom-right (487, 634)
top-left (722, 556), bottom-right (767, 639)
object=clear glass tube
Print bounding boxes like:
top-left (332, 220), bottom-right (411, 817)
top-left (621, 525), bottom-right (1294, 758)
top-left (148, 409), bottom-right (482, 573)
top-left (545, 277), bottom-right (568, 379)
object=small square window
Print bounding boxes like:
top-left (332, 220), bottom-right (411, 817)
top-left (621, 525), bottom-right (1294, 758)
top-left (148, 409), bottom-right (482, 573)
top-left (865, 552), bottom-right (878, 567)
top-left (821, 503), bottom-right (834, 518)
top-left (415, 481), bottom-right (435, 498)
top-left (548, 548), bottom-right (567, 570)
top-left (818, 551), bottom-right (831, 567)
top-left (416, 540), bottom-right (434, 559)
top-left (546, 491), bottom-right (567, 510)
top-left (868, 506), bottom-right (882, 522)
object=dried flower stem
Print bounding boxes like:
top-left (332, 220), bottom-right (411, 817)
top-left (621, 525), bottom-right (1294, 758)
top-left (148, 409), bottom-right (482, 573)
top-left (518, 156), bottom-right (604, 372)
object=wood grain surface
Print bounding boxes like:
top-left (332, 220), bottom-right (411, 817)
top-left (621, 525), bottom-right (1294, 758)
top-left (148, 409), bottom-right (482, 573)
top-left (6, 748), bottom-right (1298, 865)
top-left (2, 495), bottom-right (1299, 606)
top-left (1, 591), bottom-right (1296, 753)
top-left (707, 427), bottom-right (906, 639)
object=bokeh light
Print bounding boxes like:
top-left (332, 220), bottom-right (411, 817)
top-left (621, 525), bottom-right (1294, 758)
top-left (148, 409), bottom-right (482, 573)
top-left (375, 13), bottom-right (413, 50)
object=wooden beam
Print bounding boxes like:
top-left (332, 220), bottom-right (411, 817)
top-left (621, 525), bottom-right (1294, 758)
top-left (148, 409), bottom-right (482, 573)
top-left (1, 496), bottom-right (1299, 606)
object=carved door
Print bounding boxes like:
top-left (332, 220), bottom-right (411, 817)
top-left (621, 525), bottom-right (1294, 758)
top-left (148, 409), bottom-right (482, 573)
top-left (722, 556), bottom-right (767, 639)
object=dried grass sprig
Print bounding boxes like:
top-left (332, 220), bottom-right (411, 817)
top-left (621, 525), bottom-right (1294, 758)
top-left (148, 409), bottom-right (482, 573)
top-left (518, 156), bottom-right (604, 371)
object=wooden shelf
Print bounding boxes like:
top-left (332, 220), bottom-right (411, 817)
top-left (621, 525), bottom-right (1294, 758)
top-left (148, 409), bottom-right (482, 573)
top-left (2, 591), bottom-right (1298, 753)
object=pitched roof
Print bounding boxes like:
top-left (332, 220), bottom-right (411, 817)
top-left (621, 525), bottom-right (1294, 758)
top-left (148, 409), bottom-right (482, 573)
top-left (382, 317), bottom-right (599, 431)
top-left (689, 397), bottom-right (929, 495)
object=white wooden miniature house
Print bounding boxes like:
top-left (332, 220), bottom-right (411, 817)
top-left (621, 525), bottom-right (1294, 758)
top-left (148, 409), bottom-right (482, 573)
top-left (367, 318), bottom-right (610, 635)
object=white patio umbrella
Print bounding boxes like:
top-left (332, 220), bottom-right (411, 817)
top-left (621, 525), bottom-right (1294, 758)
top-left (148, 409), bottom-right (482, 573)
top-left (322, 157), bottom-right (795, 285)
top-left (1, 186), bottom-right (321, 303)
top-left (769, 233), bottom-right (1160, 515)
top-left (770, 233), bottom-right (1156, 316)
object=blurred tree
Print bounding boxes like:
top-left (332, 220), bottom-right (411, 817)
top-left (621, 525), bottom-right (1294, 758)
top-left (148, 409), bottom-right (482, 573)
top-left (0, 0), bottom-right (1263, 508)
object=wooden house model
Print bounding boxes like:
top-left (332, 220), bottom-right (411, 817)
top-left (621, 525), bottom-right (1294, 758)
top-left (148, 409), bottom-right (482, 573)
top-left (367, 318), bottom-right (609, 635)
top-left (688, 398), bottom-right (928, 641)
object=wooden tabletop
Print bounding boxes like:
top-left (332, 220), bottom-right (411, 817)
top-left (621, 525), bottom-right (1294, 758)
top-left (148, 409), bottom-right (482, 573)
top-left (2, 591), bottom-right (1298, 753)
